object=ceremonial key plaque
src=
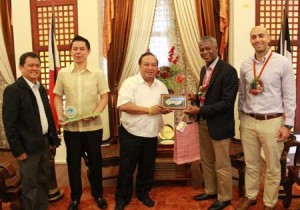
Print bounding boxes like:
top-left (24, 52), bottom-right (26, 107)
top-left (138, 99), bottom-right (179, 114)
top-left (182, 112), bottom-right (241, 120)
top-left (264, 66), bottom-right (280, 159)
top-left (161, 94), bottom-right (187, 110)
top-left (64, 106), bottom-right (102, 123)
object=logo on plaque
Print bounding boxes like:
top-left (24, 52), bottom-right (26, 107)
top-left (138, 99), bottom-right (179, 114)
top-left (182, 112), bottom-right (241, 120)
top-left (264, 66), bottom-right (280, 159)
top-left (65, 106), bottom-right (77, 119)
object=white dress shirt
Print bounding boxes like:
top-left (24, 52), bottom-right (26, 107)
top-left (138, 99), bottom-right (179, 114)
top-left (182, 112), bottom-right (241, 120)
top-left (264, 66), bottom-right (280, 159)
top-left (238, 50), bottom-right (296, 126)
top-left (24, 77), bottom-right (49, 134)
top-left (117, 73), bottom-right (168, 137)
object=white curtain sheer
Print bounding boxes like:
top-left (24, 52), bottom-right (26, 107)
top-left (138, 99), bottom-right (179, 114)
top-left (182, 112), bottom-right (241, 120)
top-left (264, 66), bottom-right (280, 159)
top-left (149, 0), bottom-right (179, 67)
top-left (118, 0), bottom-right (157, 89)
top-left (173, 0), bottom-right (205, 80)
top-left (0, 14), bottom-right (15, 85)
top-left (149, 0), bottom-right (197, 94)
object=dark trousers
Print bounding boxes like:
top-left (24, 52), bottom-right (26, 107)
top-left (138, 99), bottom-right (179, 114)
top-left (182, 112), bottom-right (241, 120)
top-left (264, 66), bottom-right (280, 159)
top-left (64, 129), bottom-right (103, 201)
top-left (18, 136), bottom-right (50, 210)
top-left (115, 125), bottom-right (158, 206)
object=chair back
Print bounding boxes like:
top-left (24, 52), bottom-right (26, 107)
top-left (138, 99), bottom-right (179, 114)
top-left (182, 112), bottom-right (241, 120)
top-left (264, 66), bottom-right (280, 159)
top-left (293, 142), bottom-right (300, 166)
top-left (82, 137), bottom-right (120, 180)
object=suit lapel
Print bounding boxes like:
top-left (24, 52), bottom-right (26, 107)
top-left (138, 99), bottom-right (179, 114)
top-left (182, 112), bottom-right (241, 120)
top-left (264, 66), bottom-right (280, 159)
top-left (199, 66), bottom-right (206, 87)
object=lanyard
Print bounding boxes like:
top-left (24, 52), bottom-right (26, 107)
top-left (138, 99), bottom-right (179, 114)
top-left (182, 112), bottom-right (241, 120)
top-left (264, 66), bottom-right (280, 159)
top-left (202, 67), bottom-right (214, 87)
top-left (253, 52), bottom-right (272, 81)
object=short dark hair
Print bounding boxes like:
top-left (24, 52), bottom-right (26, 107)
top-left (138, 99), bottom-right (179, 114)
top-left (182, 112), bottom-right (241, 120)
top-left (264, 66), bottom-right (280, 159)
top-left (138, 52), bottom-right (158, 66)
top-left (70, 35), bottom-right (90, 50)
top-left (19, 52), bottom-right (41, 66)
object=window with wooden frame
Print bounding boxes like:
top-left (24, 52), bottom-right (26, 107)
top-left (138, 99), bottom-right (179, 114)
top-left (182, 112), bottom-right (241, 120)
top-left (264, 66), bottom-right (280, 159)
top-left (256, 0), bottom-right (300, 132)
top-left (30, 0), bottom-right (78, 92)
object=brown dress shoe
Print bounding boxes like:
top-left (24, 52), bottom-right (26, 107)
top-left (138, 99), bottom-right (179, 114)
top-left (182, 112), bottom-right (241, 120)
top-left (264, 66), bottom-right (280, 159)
top-left (264, 206), bottom-right (275, 210)
top-left (236, 197), bottom-right (257, 210)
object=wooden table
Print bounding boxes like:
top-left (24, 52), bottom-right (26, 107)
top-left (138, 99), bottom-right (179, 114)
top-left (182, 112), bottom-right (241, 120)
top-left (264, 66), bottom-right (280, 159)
top-left (154, 143), bottom-right (192, 184)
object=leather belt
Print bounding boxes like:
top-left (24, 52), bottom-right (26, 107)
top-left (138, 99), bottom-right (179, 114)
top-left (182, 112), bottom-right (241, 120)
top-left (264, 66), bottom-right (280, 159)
top-left (245, 113), bottom-right (282, 120)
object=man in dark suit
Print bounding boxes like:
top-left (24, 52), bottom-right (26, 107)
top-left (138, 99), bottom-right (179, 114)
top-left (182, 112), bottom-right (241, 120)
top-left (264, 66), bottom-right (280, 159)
top-left (185, 36), bottom-right (238, 210)
top-left (2, 52), bottom-right (60, 210)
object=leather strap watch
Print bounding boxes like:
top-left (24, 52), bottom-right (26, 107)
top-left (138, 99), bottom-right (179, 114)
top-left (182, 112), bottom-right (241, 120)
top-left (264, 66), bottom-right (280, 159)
top-left (283, 125), bottom-right (293, 130)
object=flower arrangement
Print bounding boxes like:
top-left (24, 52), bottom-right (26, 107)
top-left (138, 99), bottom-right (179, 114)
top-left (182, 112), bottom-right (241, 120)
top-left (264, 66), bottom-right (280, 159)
top-left (156, 46), bottom-right (185, 93)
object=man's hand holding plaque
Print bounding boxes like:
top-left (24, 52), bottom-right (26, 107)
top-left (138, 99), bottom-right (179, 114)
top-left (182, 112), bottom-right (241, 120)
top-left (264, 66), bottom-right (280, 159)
top-left (149, 105), bottom-right (171, 115)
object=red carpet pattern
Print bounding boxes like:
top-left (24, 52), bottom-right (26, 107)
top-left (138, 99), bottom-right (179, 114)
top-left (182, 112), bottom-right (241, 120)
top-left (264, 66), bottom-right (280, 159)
top-left (2, 185), bottom-right (300, 209)
top-left (46, 185), bottom-right (299, 210)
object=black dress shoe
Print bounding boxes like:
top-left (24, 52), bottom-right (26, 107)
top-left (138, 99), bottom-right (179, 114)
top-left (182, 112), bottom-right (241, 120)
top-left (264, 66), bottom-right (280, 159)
top-left (193, 193), bottom-right (217, 201)
top-left (95, 197), bottom-right (108, 209)
top-left (68, 201), bottom-right (79, 210)
top-left (114, 204), bottom-right (125, 210)
top-left (208, 200), bottom-right (231, 210)
top-left (137, 194), bottom-right (155, 207)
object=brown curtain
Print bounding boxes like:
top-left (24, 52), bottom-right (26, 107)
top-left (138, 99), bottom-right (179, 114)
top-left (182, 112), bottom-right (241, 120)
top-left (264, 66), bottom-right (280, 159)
top-left (106, 0), bottom-right (133, 140)
top-left (195, 0), bottom-right (229, 61)
top-left (103, 0), bottom-right (113, 58)
top-left (0, 0), bottom-right (16, 78)
top-left (219, 0), bottom-right (229, 60)
top-left (195, 0), bottom-right (216, 37)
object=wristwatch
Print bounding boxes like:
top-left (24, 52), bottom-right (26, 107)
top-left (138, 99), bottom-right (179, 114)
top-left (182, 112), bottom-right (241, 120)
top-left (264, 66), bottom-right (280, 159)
top-left (283, 125), bottom-right (293, 130)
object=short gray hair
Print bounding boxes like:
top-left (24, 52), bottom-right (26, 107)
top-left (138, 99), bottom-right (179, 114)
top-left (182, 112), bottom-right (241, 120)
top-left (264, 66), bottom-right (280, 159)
top-left (199, 36), bottom-right (218, 47)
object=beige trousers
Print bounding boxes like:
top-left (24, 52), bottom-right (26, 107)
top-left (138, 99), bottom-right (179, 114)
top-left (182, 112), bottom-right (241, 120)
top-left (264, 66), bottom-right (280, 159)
top-left (240, 114), bottom-right (284, 207)
top-left (199, 120), bottom-right (232, 201)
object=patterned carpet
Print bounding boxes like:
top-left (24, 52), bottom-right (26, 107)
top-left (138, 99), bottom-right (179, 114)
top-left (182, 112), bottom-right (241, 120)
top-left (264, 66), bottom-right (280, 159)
top-left (2, 185), bottom-right (300, 209)
top-left (46, 185), bottom-right (300, 210)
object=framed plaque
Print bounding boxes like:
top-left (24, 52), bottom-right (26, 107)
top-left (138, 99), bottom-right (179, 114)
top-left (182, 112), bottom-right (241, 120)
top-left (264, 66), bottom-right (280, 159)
top-left (161, 94), bottom-right (187, 110)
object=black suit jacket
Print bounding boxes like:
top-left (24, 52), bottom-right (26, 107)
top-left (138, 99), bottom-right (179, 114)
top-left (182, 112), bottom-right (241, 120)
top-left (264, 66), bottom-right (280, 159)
top-left (2, 76), bottom-right (60, 157)
top-left (197, 59), bottom-right (238, 140)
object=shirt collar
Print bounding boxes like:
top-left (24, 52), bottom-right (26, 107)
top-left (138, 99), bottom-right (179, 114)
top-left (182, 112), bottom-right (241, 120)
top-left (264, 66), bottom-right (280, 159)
top-left (137, 73), bottom-right (159, 86)
top-left (253, 49), bottom-right (272, 64)
top-left (69, 63), bottom-right (92, 73)
top-left (206, 56), bottom-right (219, 70)
top-left (23, 76), bottom-right (40, 89)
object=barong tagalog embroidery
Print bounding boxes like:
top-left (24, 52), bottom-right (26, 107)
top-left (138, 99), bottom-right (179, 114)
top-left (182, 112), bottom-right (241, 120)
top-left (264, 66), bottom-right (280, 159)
top-left (197, 67), bottom-right (214, 107)
top-left (250, 52), bottom-right (272, 96)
